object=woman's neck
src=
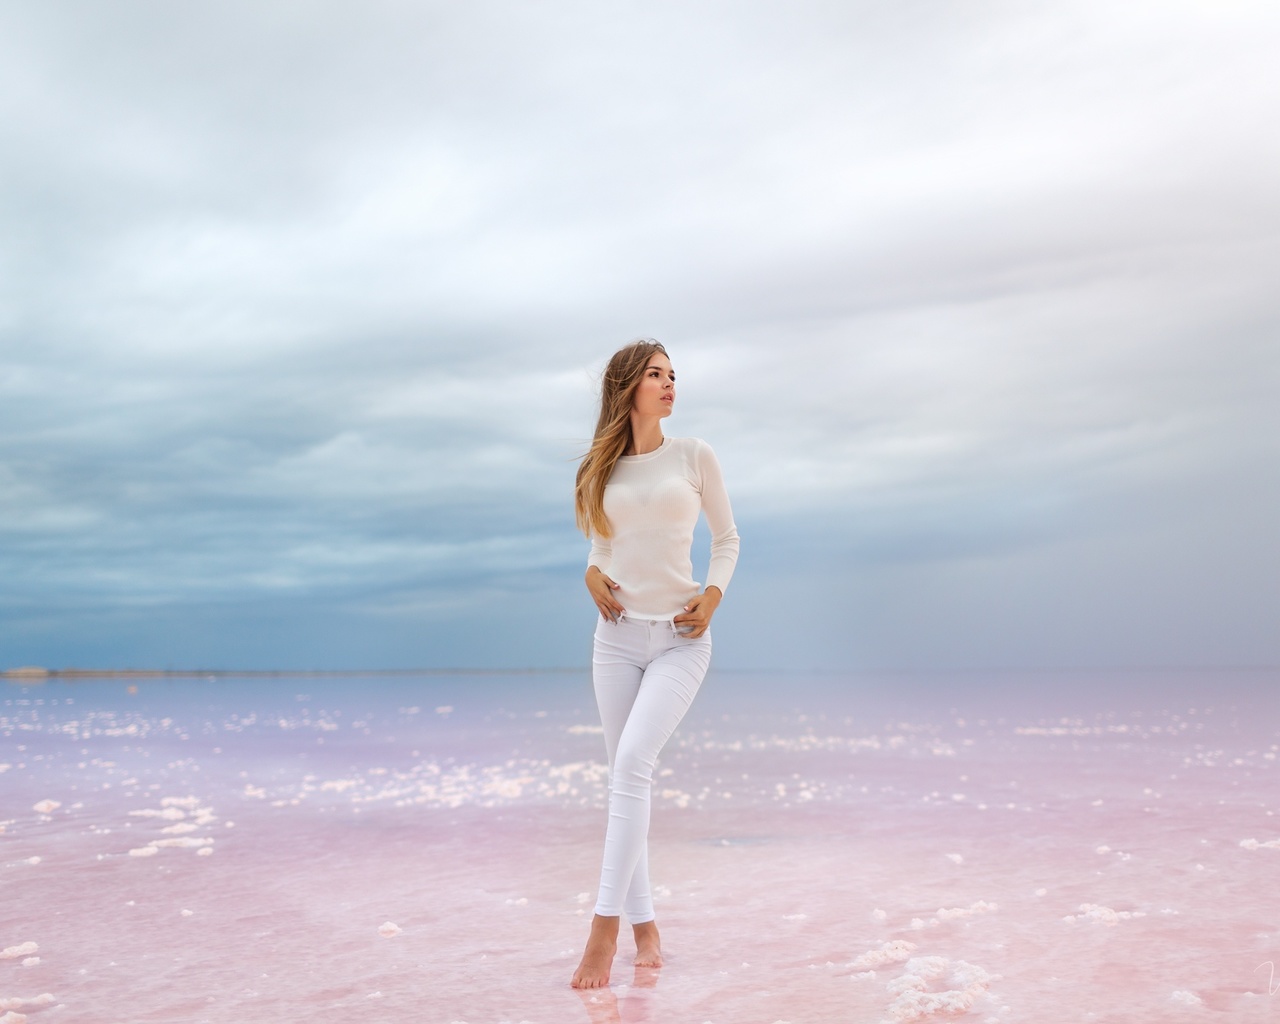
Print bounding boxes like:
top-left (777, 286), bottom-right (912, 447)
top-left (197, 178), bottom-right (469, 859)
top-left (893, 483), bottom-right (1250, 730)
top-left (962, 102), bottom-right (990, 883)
top-left (627, 416), bottom-right (665, 456)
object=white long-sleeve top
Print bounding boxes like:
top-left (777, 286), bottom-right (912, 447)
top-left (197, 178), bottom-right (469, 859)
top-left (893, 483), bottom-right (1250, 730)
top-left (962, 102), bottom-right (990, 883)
top-left (587, 436), bottom-right (740, 619)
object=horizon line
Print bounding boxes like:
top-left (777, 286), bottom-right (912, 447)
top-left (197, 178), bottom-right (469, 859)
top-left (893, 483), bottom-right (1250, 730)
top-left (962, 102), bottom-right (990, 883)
top-left (4, 664), bottom-right (1277, 682)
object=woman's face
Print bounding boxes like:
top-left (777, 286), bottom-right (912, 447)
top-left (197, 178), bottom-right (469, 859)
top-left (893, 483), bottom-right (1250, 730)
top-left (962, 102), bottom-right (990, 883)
top-left (631, 352), bottom-right (675, 420)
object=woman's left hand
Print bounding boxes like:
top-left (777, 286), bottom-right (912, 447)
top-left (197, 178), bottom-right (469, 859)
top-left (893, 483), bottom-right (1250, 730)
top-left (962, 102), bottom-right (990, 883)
top-left (673, 587), bottom-right (721, 639)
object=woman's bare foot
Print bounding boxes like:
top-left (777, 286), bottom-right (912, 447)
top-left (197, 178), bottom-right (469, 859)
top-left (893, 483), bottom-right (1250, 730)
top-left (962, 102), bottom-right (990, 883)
top-left (571, 915), bottom-right (620, 989)
top-left (632, 920), bottom-right (662, 968)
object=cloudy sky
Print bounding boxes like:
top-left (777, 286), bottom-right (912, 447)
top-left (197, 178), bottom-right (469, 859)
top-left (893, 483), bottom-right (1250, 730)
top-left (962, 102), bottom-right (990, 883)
top-left (2, 1), bottom-right (1277, 672)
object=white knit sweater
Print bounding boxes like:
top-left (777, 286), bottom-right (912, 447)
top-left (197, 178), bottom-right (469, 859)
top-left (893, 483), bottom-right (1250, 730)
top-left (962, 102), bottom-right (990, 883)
top-left (587, 436), bottom-right (740, 619)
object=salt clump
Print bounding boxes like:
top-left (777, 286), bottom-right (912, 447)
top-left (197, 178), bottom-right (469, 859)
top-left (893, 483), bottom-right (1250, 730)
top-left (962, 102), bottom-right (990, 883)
top-left (1239, 838), bottom-right (1280, 850)
top-left (935, 900), bottom-right (998, 921)
top-left (850, 940), bottom-right (917, 970)
top-left (129, 807), bottom-right (185, 820)
top-left (378, 922), bottom-right (402, 937)
top-left (884, 956), bottom-right (993, 1020)
top-left (1063, 903), bottom-right (1145, 924)
top-left (1, 943), bottom-right (38, 960)
top-left (128, 846), bottom-right (159, 857)
top-left (0, 994), bottom-right (55, 1012)
top-left (1170, 990), bottom-right (1203, 1005)
top-left (31, 800), bottom-right (60, 814)
top-left (150, 837), bottom-right (212, 849)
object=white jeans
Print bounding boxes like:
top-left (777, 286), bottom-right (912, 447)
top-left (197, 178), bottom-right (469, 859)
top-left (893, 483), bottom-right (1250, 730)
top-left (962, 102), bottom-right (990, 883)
top-left (590, 615), bottom-right (712, 922)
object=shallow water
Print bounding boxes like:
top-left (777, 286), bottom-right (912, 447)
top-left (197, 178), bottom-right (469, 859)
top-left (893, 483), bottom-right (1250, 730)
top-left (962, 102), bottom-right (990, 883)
top-left (3, 669), bottom-right (1278, 1023)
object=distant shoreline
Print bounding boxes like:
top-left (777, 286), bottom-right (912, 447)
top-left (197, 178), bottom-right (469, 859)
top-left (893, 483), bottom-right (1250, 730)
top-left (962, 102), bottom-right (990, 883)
top-left (2, 666), bottom-right (586, 680)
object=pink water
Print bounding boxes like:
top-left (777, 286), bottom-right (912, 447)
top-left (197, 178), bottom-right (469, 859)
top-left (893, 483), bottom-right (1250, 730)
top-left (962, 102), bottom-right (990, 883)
top-left (3, 670), bottom-right (1278, 1023)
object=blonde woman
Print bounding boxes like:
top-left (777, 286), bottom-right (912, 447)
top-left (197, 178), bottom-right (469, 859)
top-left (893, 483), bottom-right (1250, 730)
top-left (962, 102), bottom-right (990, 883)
top-left (570, 339), bottom-right (740, 989)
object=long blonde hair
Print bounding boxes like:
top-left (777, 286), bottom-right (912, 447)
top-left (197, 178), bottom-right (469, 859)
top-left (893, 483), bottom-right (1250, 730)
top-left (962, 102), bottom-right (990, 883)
top-left (574, 339), bottom-right (668, 538)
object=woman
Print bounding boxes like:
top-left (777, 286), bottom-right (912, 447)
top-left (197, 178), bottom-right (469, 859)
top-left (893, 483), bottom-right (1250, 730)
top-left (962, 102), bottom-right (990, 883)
top-left (570, 339), bottom-right (740, 989)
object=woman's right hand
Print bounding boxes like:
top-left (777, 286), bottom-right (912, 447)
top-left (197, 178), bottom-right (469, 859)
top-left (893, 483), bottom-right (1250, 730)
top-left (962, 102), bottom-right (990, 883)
top-left (586, 568), bottom-right (625, 623)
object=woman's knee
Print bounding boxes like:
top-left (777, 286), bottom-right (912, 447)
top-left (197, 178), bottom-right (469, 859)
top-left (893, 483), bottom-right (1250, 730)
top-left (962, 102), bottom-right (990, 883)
top-left (611, 745), bottom-right (656, 791)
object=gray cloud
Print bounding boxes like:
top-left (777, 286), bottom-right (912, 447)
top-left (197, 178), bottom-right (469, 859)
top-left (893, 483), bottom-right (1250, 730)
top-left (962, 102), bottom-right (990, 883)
top-left (2, 1), bottom-right (1277, 669)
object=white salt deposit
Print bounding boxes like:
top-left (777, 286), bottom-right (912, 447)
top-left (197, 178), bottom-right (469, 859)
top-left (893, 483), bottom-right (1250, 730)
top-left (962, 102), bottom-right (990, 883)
top-left (935, 900), bottom-right (998, 921)
top-left (1170, 990), bottom-right (1203, 1005)
top-left (850, 940), bottom-right (917, 970)
top-left (0, 1012), bottom-right (26, 1024)
top-left (1239, 837), bottom-right (1280, 850)
top-left (0, 943), bottom-right (38, 961)
top-left (149, 837), bottom-right (213, 848)
top-left (1063, 903), bottom-right (1145, 924)
top-left (127, 846), bottom-right (158, 857)
top-left (21, 857), bottom-right (40, 866)
top-left (0, 995), bottom-right (55, 1011)
top-left (21, 959), bottom-right (39, 968)
top-left (129, 807), bottom-right (185, 820)
top-left (378, 922), bottom-right (402, 938)
top-left (884, 956), bottom-right (993, 1020)
top-left (31, 800), bottom-right (60, 814)
top-left (181, 909), bottom-right (194, 917)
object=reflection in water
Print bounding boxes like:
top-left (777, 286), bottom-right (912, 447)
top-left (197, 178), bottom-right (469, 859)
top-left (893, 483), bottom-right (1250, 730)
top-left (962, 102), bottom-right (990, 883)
top-left (575, 965), bottom-right (660, 1023)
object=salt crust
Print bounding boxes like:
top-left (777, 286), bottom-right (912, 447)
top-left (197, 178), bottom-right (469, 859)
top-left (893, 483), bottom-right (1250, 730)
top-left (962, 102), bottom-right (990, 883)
top-left (0, 994), bottom-right (55, 1011)
top-left (0, 1012), bottom-right (26, 1024)
top-left (1063, 903), bottom-right (1146, 924)
top-left (1170, 990), bottom-right (1203, 1005)
top-left (378, 922), bottom-right (402, 937)
top-left (850, 940), bottom-right (917, 970)
top-left (129, 807), bottom-right (186, 820)
top-left (1239, 838), bottom-right (1280, 850)
top-left (884, 956), bottom-right (993, 1021)
top-left (31, 800), bottom-right (60, 814)
top-left (908, 901), bottom-right (998, 929)
top-left (0, 943), bottom-right (38, 961)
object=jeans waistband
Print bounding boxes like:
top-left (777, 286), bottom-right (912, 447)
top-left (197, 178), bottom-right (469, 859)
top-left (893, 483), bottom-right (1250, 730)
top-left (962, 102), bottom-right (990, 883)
top-left (614, 613), bottom-right (694, 635)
